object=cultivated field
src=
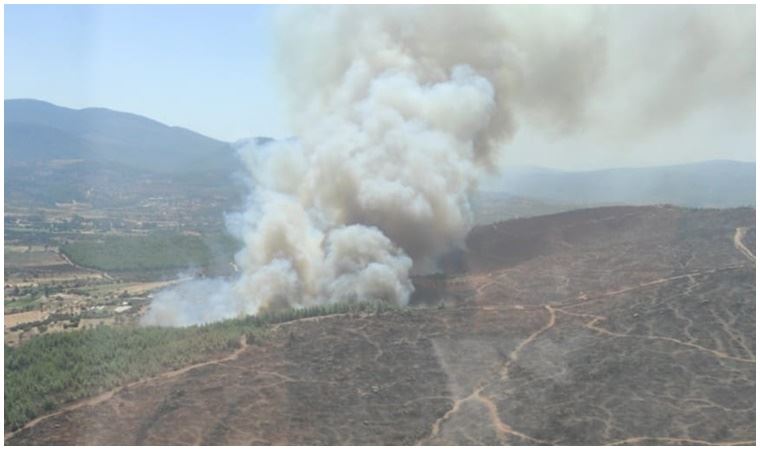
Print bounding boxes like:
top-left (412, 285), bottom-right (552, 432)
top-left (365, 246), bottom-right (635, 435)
top-left (4, 204), bottom-right (240, 346)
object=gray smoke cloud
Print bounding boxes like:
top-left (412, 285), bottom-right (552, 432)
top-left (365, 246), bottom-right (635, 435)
top-left (590, 5), bottom-right (754, 141)
top-left (142, 5), bottom-right (752, 326)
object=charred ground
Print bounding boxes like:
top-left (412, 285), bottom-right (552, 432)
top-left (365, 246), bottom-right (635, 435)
top-left (6, 205), bottom-right (756, 445)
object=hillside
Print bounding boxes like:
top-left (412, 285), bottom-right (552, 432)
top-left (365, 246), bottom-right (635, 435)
top-left (4, 99), bottom-right (251, 208)
top-left (6, 99), bottom-right (754, 214)
top-left (5, 99), bottom-right (236, 173)
top-left (7, 205), bottom-right (755, 445)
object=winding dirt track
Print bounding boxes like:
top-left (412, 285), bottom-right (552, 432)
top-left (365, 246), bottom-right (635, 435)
top-left (58, 249), bottom-right (114, 280)
top-left (4, 336), bottom-right (249, 442)
top-left (733, 227), bottom-right (755, 263)
top-left (4, 312), bottom-right (357, 442)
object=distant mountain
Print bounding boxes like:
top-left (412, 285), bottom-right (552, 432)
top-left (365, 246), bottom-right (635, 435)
top-left (4, 99), bottom-right (269, 208)
top-left (5, 99), bottom-right (236, 174)
top-left (6, 99), bottom-right (754, 212)
top-left (489, 160), bottom-right (755, 208)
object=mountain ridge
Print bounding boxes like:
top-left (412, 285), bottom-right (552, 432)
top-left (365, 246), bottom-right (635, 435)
top-left (489, 159), bottom-right (755, 208)
top-left (5, 98), bottom-right (755, 211)
top-left (5, 98), bottom-right (236, 174)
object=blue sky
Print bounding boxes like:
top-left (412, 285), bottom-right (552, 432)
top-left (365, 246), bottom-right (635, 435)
top-left (4, 5), bottom-right (755, 169)
top-left (5, 4), bottom-right (290, 141)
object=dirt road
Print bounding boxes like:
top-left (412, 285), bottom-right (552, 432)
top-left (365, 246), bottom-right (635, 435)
top-left (4, 335), bottom-right (248, 442)
top-left (733, 227), bottom-right (755, 263)
top-left (57, 250), bottom-right (114, 280)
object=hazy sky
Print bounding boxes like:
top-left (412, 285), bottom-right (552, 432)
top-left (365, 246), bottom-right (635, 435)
top-left (5, 5), bottom-right (290, 141)
top-left (4, 4), bottom-right (756, 170)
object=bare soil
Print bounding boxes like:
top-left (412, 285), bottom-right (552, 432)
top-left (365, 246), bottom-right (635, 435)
top-left (4, 311), bottom-right (48, 329)
top-left (6, 205), bottom-right (756, 445)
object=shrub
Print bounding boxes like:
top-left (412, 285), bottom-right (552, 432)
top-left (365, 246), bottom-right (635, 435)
top-left (4, 300), bottom-right (402, 431)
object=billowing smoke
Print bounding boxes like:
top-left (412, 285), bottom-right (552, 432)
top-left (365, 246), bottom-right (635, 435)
top-left (143, 5), bottom-right (750, 326)
top-left (142, 5), bottom-right (608, 326)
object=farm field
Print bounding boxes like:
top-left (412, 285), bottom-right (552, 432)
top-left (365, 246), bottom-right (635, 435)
top-left (59, 233), bottom-right (240, 273)
top-left (4, 206), bottom-right (240, 347)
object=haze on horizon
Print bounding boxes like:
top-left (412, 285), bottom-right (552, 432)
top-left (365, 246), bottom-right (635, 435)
top-left (4, 4), bottom-right (756, 171)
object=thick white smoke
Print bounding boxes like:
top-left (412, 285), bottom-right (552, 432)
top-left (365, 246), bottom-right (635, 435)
top-left (142, 5), bottom-right (607, 325)
top-left (143, 5), bottom-right (751, 326)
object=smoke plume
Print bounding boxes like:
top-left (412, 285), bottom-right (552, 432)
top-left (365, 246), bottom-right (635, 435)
top-left (142, 5), bottom-right (609, 325)
top-left (143, 5), bottom-right (750, 326)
